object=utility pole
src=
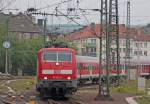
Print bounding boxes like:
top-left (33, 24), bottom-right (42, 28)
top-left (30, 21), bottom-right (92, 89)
top-left (125, 1), bottom-right (131, 80)
top-left (108, 0), bottom-right (120, 86)
top-left (43, 17), bottom-right (47, 47)
top-left (99, 0), bottom-right (110, 98)
top-left (97, 0), bottom-right (120, 98)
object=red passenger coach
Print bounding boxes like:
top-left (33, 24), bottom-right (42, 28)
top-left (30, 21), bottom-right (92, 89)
top-left (36, 47), bottom-right (150, 98)
top-left (36, 48), bottom-right (77, 98)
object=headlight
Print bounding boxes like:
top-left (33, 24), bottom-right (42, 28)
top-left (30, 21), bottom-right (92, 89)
top-left (67, 77), bottom-right (71, 80)
top-left (56, 62), bottom-right (59, 65)
top-left (44, 77), bottom-right (48, 80)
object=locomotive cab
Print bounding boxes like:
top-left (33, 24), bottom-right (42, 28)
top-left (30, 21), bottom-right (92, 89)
top-left (36, 48), bottom-right (77, 98)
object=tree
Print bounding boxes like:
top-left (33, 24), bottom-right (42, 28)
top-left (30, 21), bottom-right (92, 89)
top-left (0, 21), bottom-right (78, 75)
top-left (0, 24), bottom-right (7, 73)
top-left (10, 36), bottom-right (43, 75)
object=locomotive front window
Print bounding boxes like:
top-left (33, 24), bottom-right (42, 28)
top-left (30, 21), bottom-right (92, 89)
top-left (43, 51), bottom-right (72, 62)
top-left (58, 52), bottom-right (72, 62)
top-left (43, 52), bottom-right (57, 61)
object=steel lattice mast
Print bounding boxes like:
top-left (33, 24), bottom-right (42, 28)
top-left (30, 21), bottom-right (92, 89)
top-left (108, 0), bottom-right (120, 86)
top-left (125, 1), bottom-right (131, 80)
top-left (99, 0), bottom-right (119, 97)
top-left (100, 0), bottom-right (109, 96)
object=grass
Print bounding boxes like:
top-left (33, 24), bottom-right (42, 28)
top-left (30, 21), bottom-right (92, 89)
top-left (146, 79), bottom-right (150, 88)
top-left (8, 78), bottom-right (35, 93)
top-left (135, 96), bottom-right (150, 104)
top-left (0, 80), bottom-right (9, 93)
top-left (111, 79), bottom-right (150, 95)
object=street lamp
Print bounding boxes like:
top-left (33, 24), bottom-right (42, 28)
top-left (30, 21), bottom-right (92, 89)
top-left (2, 9), bottom-right (18, 74)
top-left (3, 41), bottom-right (10, 74)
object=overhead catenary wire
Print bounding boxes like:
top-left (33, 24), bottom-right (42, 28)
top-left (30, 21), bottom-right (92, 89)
top-left (36, 0), bottom-right (74, 11)
top-left (0, 0), bottom-right (17, 11)
top-left (79, 8), bottom-right (90, 25)
top-left (56, 9), bottom-right (83, 26)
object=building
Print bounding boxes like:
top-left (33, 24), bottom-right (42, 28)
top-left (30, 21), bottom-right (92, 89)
top-left (62, 24), bottom-right (150, 63)
top-left (0, 12), bottom-right (41, 39)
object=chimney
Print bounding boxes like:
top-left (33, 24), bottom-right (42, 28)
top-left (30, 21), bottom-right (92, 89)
top-left (9, 12), bottom-right (12, 15)
top-left (37, 19), bottom-right (44, 27)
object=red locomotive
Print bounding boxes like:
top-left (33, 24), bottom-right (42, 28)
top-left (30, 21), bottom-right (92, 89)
top-left (36, 48), bottom-right (77, 98)
top-left (36, 47), bottom-right (150, 98)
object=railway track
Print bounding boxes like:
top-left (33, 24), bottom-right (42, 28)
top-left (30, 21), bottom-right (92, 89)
top-left (34, 96), bottom-right (84, 104)
top-left (47, 98), bottom-right (84, 104)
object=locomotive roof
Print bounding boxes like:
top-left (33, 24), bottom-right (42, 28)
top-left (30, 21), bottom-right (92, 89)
top-left (38, 48), bottom-right (75, 53)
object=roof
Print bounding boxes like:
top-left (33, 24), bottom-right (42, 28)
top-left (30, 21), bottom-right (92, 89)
top-left (47, 24), bottom-right (83, 34)
top-left (38, 48), bottom-right (75, 53)
top-left (76, 55), bottom-right (150, 64)
top-left (63, 24), bottom-right (150, 42)
top-left (0, 13), bottom-right (41, 33)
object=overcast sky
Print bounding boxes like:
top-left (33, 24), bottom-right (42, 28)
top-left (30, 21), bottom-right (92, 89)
top-left (2, 0), bottom-right (150, 25)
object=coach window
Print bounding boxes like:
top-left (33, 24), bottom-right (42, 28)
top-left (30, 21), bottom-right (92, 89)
top-left (87, 64), bottom-right (90, 70)
top-left (77, 63), bottom-right (80, 70)
top-left (90, 64), bottom-right (92, 70)
top-left (88, 64), bottom-right (90, 70)
top-left (91, 65), bottom-right (93, 70)
top-left (83, 64), bottom-right (85, 69)
top-left (93, 65), bottom-right (95, 70)
top-left (91, 64), bottom-right (92, 70)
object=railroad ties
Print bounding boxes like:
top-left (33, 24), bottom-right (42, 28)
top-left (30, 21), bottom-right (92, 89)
top-left (0, 93), bottom-right (27, 104)
top-left (28, 96), bottom-right (85, 104)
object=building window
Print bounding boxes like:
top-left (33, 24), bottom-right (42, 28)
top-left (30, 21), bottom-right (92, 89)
top-left (134, 51), bottom-right (138, 55)
top-left (91, 38), bottom-right (96, 43)
top-left (122, 39), bottom-right (126, 45)
top-left (130, 48), bottom-right (133, 54)
top-left (135, 43), bottom-right (138, 47)
top-left (24, 33), bottom-right (32, 39)
top-left (140, 43), bottom-right (143, 48)
top-left (144, 51), bottom-right (148, 56)
top-left (119, 48), bottom-right (121, 53)
top-left (134, 51), bottom-right (143, 56)
top-left (144, 43), bottom-right (147, 48)
top-left (91, 48), bottom-right (96, 52)
top-left (123, 48), bottom-right (126, 53)
top-left (139, 51), bottom-right (142, 55)
top-left (83, 39), bottom-right (85, 43)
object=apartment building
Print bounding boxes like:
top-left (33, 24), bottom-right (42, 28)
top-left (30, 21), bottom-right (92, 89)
top-left (0, 12), bottom-right (41, 39)
top-left (63, 24), bottom-right (150, 63)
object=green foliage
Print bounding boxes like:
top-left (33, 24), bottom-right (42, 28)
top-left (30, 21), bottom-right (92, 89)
top-left (111, 80), bottom-right (146, 95)
top-left (68, 42), bottom-right (78, 52)
top-left (10, 35), bottom-right (43, 75)
top-left (135, 96), bottom-right (150, 104)
top-left (0, 24), bottom-right (7, 73)
top-left (8, 79), bottom-right (35, 92)
top-left (0, 22), bottom-right (43, 75)
top-left (0, 22), bottom-right (78, 75)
